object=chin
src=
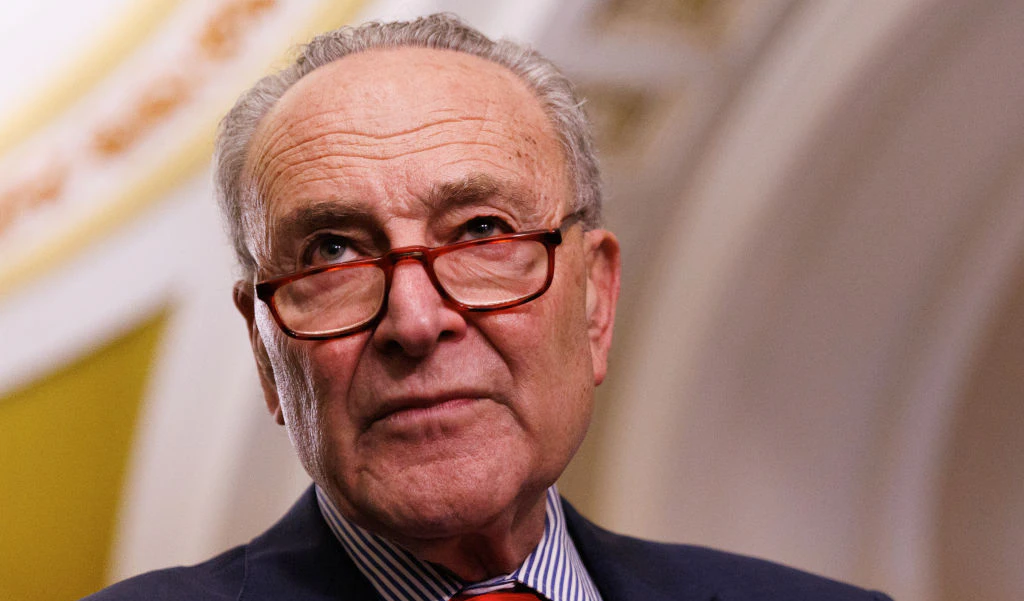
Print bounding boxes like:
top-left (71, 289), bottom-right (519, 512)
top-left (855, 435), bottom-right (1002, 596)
top-left (350, 457), bottom-right (535, 540)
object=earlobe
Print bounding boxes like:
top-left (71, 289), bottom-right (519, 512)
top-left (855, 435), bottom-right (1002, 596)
top-left (583, 229), bottom-right (621, 385)
top-left (233, 281), bottom-right (285, 426)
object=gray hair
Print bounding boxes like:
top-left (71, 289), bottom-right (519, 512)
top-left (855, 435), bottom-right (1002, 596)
top-left (215, 13), bottom-right (602, 278)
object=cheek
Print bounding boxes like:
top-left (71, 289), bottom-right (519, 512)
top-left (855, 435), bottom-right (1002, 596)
top-left (292, 336), bottom-right (371, 450)
top-left (534, 256), bottom-right (594, 426)
top-left (489, 301), bottom-right (594, 467)
top-left (544, 253), bottom-right (591, 358)
top-left (304, 337), bottom-right (365, 400)
top-left (259, 315), bottom-right (367, 474)
top-left (259, 327), bottom-right (328, 477)
top-left (481, 262), bottom-right (592, 410)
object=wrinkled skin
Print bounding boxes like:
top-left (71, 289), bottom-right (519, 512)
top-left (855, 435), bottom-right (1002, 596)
top-left (233, 47), bottom-right (620, 580)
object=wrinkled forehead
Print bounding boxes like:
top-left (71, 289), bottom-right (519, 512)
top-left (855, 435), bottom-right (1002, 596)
top-left (239, 46), bottom-right (570, 257)
top-left (258, 47), bottom-right (547, 135)
top-left (243, 47), bottom-right (566, 194)
top-left (240, 48), bottom-right (568, 236)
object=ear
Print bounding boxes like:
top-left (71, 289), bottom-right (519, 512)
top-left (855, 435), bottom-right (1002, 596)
top-left (233, 281), bottom-right (285, 426)
top-left (583, 229), bottom-right (621, 385)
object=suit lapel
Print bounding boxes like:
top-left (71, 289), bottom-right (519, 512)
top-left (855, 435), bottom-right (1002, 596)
top-left (239, 486), bottom-right (381, 601)
top-left (560, 498), bottom-right (718, 601)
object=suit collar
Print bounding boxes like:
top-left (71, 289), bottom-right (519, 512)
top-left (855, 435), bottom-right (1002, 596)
top-left (314, 485), bottom-right (601, 601)
top-left (239, 486), bottom-right (380, 601)
top-left (560, 498), bottom-right (718, 601)
top-left (237, 486), bottom-right (719, 601)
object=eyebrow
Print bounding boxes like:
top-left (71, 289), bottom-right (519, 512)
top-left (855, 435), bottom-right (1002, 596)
top-left (267, 174), bottom-right (540, 258)
top-left (270, 202), bottom-right (374, 248)
top-left (425, 174), bottom-right (537, 220)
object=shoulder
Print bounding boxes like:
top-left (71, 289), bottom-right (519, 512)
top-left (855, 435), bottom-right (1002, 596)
top-left (624, 541), bottom-right (893, 601)
top-left (80, 486), bottom-right (377, 601)
top-left (80, 545), bottom-right (246, 601)
top-left (560, 499), bottom-right (893, 601)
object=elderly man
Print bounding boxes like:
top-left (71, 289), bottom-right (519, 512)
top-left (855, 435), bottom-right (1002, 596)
top-left (86, 14), bottom-right (891, 601)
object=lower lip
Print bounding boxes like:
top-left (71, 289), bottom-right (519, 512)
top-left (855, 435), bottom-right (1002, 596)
top-left (375, 398), bottom-right (481, 429)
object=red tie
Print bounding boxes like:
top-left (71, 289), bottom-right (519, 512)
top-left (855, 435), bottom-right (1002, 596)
top-left (451, 593), bottom-right (544, 601)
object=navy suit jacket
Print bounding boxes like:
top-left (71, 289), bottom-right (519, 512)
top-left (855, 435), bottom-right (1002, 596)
top-left (84, 487), bottom-right (892, 601)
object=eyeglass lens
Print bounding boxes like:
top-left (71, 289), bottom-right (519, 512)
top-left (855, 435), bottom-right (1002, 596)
top-left (273, 237), bottom-right (550, 336)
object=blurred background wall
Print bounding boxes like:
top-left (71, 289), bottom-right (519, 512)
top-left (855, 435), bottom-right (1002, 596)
top-left (1, 1), bottom-right (1022, 600)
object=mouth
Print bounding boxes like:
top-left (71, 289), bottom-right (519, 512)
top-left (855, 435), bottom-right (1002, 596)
top-left (365, 393), bottom-right (489, 431)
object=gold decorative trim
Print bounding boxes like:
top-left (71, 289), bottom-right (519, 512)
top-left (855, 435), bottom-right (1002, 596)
top-left (0, 0), bottom-right (367, 298)
top-left (0, 0), bottom-right (184, 160)
top-left (593, 0), bottom-right (736, 46)
top-left (0, 0), bottom-right (279, 235)
top-left (581, 84), bottom-right (669, 160)
top-left (198, 0), bottom-right (277, 59)
top-left (0, 127), bottom-right (214, 297)
top-left (293, 0), bottom-right (367, 42)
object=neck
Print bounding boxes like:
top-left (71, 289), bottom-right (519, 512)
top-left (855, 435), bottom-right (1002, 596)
top-left (390, 493), bottom-right (549, 581)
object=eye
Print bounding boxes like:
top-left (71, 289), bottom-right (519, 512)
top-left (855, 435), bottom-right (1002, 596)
top-left (303, 234), bottom-right (357, 266)
top-left (460, 216), bottom-right (513, 241)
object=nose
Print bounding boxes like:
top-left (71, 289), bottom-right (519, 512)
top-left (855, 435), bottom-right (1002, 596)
top-left (371, 255), bottom-right (467, 357)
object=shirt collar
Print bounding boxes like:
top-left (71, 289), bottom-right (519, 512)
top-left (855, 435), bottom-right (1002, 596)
top-left (316, 485), bottom-right (602, 601)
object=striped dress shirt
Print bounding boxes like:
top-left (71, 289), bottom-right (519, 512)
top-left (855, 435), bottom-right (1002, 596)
top-left (316, 486), bottom-right (603, 601)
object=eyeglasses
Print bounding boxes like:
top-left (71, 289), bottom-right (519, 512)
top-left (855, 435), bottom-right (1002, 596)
top-left (255, 213), bottom-right (582, 340)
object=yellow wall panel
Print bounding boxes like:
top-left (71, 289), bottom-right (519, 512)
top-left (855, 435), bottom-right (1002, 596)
top-left (0, 312), bottom-right (167, 601)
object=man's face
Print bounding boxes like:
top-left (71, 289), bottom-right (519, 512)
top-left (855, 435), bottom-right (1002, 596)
top-left (236, 47), bottom-right (619, 542)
